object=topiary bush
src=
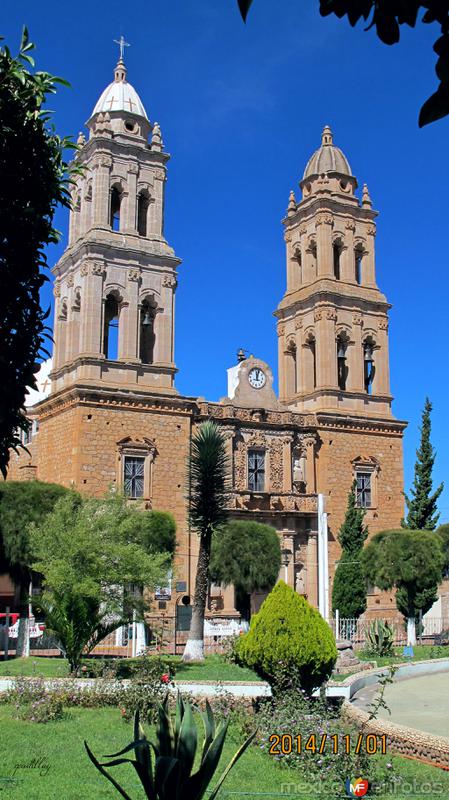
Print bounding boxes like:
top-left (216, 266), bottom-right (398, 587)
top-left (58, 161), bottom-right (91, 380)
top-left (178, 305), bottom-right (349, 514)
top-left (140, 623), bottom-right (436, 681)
top-left (235, 581), bottom-right (337, 694)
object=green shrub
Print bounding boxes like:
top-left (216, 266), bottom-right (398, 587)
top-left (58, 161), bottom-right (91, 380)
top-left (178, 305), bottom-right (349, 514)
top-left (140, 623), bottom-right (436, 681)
top-left (112, 654), bottom-right (175, 681)
top-left (16, 693), bottom-right (66, 724)
top-left (235, 581), bottom-right (337, 694)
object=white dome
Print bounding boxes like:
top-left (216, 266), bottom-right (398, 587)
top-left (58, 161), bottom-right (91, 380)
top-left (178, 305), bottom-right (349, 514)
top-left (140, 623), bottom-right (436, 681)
top-left (91, 60), bottom-right (148, 120)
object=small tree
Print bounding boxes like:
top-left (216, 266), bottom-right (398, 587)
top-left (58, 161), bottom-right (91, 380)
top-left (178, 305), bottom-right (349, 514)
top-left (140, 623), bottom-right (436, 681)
top-left (183, 421), bottom-right (229, 662)
top-left (236, 581), bottom-right (337, 694)
top-left (361, 529), bottom-right (443, 645)
top-left (332, 482), bottom-right (368, 621)
top-left (402, 398), bottom-right (443, 530)
top-left (30, 492), bottom-right (172, 672)
top-left (210, 521), bottom-right (281, 619)
top-left (0, 479), bottom-right (73, 655)
top-left (0, 29), bottom-right (77, 476)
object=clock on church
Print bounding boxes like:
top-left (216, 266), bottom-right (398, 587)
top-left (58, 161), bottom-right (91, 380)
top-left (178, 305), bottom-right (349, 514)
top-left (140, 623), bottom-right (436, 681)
top-left (248, 367), bottom-right (266, 389)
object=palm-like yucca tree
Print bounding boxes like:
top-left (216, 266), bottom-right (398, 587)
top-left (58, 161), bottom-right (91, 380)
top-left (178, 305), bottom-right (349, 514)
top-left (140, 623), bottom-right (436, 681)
top-left (183, 421), bottom-right (229, 662)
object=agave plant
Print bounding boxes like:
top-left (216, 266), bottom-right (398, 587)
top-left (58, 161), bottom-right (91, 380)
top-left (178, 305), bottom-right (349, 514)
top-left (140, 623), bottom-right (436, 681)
top-left (85, 693), bottom-right (256, 799)
top-left (365, 619), bottom-right (395, 657)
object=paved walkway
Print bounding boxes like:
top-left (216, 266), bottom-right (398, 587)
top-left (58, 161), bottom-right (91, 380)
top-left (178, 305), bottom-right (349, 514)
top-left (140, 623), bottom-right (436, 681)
top-left (352, 671), bottom-right (449, 737)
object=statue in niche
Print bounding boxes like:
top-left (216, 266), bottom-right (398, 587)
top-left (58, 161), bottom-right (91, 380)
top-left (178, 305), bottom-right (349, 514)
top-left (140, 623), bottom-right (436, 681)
top-left (295, 568), bottom-right (306, 595)
top-left (292, 453), bottom-right (306, 492)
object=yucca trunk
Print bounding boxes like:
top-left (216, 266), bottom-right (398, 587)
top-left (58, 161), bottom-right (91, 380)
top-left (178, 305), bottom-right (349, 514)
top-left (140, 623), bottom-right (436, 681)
top-left (183, 533), bottom-right (210, 661)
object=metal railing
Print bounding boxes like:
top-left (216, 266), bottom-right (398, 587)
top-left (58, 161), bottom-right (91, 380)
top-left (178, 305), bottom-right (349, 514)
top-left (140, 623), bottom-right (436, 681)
top-left (330, 615), bottom-right (449, 648)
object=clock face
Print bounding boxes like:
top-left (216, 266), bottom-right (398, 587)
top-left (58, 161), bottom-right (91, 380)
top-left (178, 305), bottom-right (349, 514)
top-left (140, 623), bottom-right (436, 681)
top-left (248, 367), bottom-right (266, 389)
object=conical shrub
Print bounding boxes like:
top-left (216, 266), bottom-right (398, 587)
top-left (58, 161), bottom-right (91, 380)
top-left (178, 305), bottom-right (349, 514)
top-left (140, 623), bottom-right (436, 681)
top-left (235, 581), bottom-right (337, 694)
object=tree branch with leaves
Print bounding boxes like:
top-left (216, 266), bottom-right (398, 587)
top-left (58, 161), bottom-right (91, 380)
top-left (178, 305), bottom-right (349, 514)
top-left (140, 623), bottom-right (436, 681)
top-left (237, 1), bottom-right (449, 126)
top-left (0, 28), bottom-right (79, 477)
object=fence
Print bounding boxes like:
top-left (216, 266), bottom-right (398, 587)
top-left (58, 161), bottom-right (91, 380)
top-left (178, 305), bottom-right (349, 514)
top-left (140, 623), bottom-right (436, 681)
top-left (1, 617), bottom-right (235, 660)
top-left (330, 616), bottom-right (449, 648)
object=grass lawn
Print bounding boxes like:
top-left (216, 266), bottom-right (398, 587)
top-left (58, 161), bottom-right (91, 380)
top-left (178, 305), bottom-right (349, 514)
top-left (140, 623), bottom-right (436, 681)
top-left (0, 654), bottom-right (261, 683)
top-left (0, 703), bottom-right (448, 799)
top-left (357, 645), bottom-right (449, 668)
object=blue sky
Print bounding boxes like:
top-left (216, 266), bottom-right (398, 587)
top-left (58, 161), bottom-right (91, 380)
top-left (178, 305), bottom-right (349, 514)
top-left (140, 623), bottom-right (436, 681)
top-left (3, 0), bottom-right (448, 522)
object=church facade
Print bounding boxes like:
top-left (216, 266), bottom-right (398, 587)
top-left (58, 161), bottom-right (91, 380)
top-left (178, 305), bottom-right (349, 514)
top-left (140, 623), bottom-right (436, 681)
top-left (8, 55), bottom-right (407, 624)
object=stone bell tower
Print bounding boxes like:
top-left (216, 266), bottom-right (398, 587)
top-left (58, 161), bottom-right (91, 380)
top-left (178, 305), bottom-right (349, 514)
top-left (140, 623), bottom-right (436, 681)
top-left (276, 126), bottom-right (391, 417)
top-left (51, 50), bottom-right (180, 395)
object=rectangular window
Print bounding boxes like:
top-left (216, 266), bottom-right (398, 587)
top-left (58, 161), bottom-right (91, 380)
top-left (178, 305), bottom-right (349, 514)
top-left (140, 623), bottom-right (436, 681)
top-left (124, 455), bottom-right (145, 498)
top-left (356, 472), bottom-right (372, 508)
top-left (248, 450), bottom-right (265, 492)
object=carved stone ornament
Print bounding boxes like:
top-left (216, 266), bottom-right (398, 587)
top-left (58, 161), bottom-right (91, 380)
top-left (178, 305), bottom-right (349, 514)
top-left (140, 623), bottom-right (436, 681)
top-left (352, 312), bottom-right (363, 326)
top-left (345, 220), bottom-right (356, 232)
top-left (315, 213), bottom-right (333, 227)
top-left (91, 262), bottom-right (104, 276)
top-left (314, 309), bottom-right (322, 322)
top-left (294, 318), bottom-right (303, 330)
top-left (284, 230), bottom-right (292, 243)
top-left (128, 269), bottom-right (140, 282)
top-left (366, 225), bottom-right (376, 237)
top-left (53, 283), bottom-right (61, 298)
top-left (154, 169), bottom-right (165, 180)
top-left (299, 226), bottom-right (307, 237)
top-left (162, 275), bottom-right (177, 289)
top-left (97, 155), bottom-right (113, 169)
top-left (269, 441), bottom-right (284, 493)
top-left (379, 318), bottom-right (389, 330)
top-left (128, 163), bottom-right (139, 175)
top-left (277, 322), bottom-right (286, 336)
top-left (80, 264), bottom-right (89, 277)
top-left (325, 307), bottom-right (337, 321)
top-left (67, 275), bottom-right (74, 288)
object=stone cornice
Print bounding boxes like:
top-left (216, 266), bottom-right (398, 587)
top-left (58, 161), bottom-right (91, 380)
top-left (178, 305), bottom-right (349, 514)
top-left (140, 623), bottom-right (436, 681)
top-left (315, 411), bottom-right (407, 436)
top-left (275, 282), bottom-right (390, 318)
top-left (196, 400), bottom-right (317, 431)
top-left (283, 196), bottom-right (378, 229)
top-left (78, 137), bottom-right (170, 167)
top-left (52, 238), bottom-right (181, 277)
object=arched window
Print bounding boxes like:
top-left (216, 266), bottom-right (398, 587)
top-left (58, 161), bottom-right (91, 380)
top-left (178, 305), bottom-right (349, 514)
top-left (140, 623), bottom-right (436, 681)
top-left (286, 339), bottom-right (297, 395)
top-left (363, 338), bottom-right (375, 394)
top-left (333, 241), bottom-right (342, 280)
top-left (355, 245), bottom-right (364, 285)
top-left (103, 293), bottom-right (120, 359)
top-left (307, 239), bottom-right (317, 280)
top-left (110, 187), bottom-right (122, 231)
top-left (137, 192), bottom-right (150, 237)
top-left (336, 334), bottom-right (348, 391)
top-left (140, 297), bottom-right (157, 364)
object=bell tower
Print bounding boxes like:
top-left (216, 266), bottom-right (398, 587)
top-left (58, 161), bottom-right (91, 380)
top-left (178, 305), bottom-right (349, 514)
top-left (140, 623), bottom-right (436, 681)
top-left (51, 51), bottom-right (180, 395)
top-left (276, 126), bottom-right (392, 417)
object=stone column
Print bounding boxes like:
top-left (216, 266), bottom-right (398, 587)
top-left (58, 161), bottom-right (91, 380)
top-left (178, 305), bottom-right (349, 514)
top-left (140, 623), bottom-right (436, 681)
top-left (316, 213), bottom-right (333, 277)
top-left (315, 307), bottom-right (337, 388)
top-left (119, 271), bottom-right (140, 361)
top-left (92, 155), bottom-right (112, 229)
top-left (283, 439), bottom-right (292, 492)
top-left (79, 261), bottom-right (105, 356)
top-left (150, 169), bottom-right (165, 237)
top-left (277, 323), bottom-right (286, 400)
top-left (283, 534), bottom-right (295, 588)
top-left (67, 281), bottom-right (81, 362)
top-left (374, 319), bottom-right (391, 395)
top-left (364, 225), bottom-right (377, 286)
top-left (341, 221), bottom-right (355, 282)
top-left (348, 313), bottom-right (364, 392)
top-left (153, 276), bottom-right (176, 365)
top-left (306, 532), bottom-right (318, 608)
top-left (124, 164), bottom-right (138, 233)
top-left (52, 283), bottom-right (63, 371)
